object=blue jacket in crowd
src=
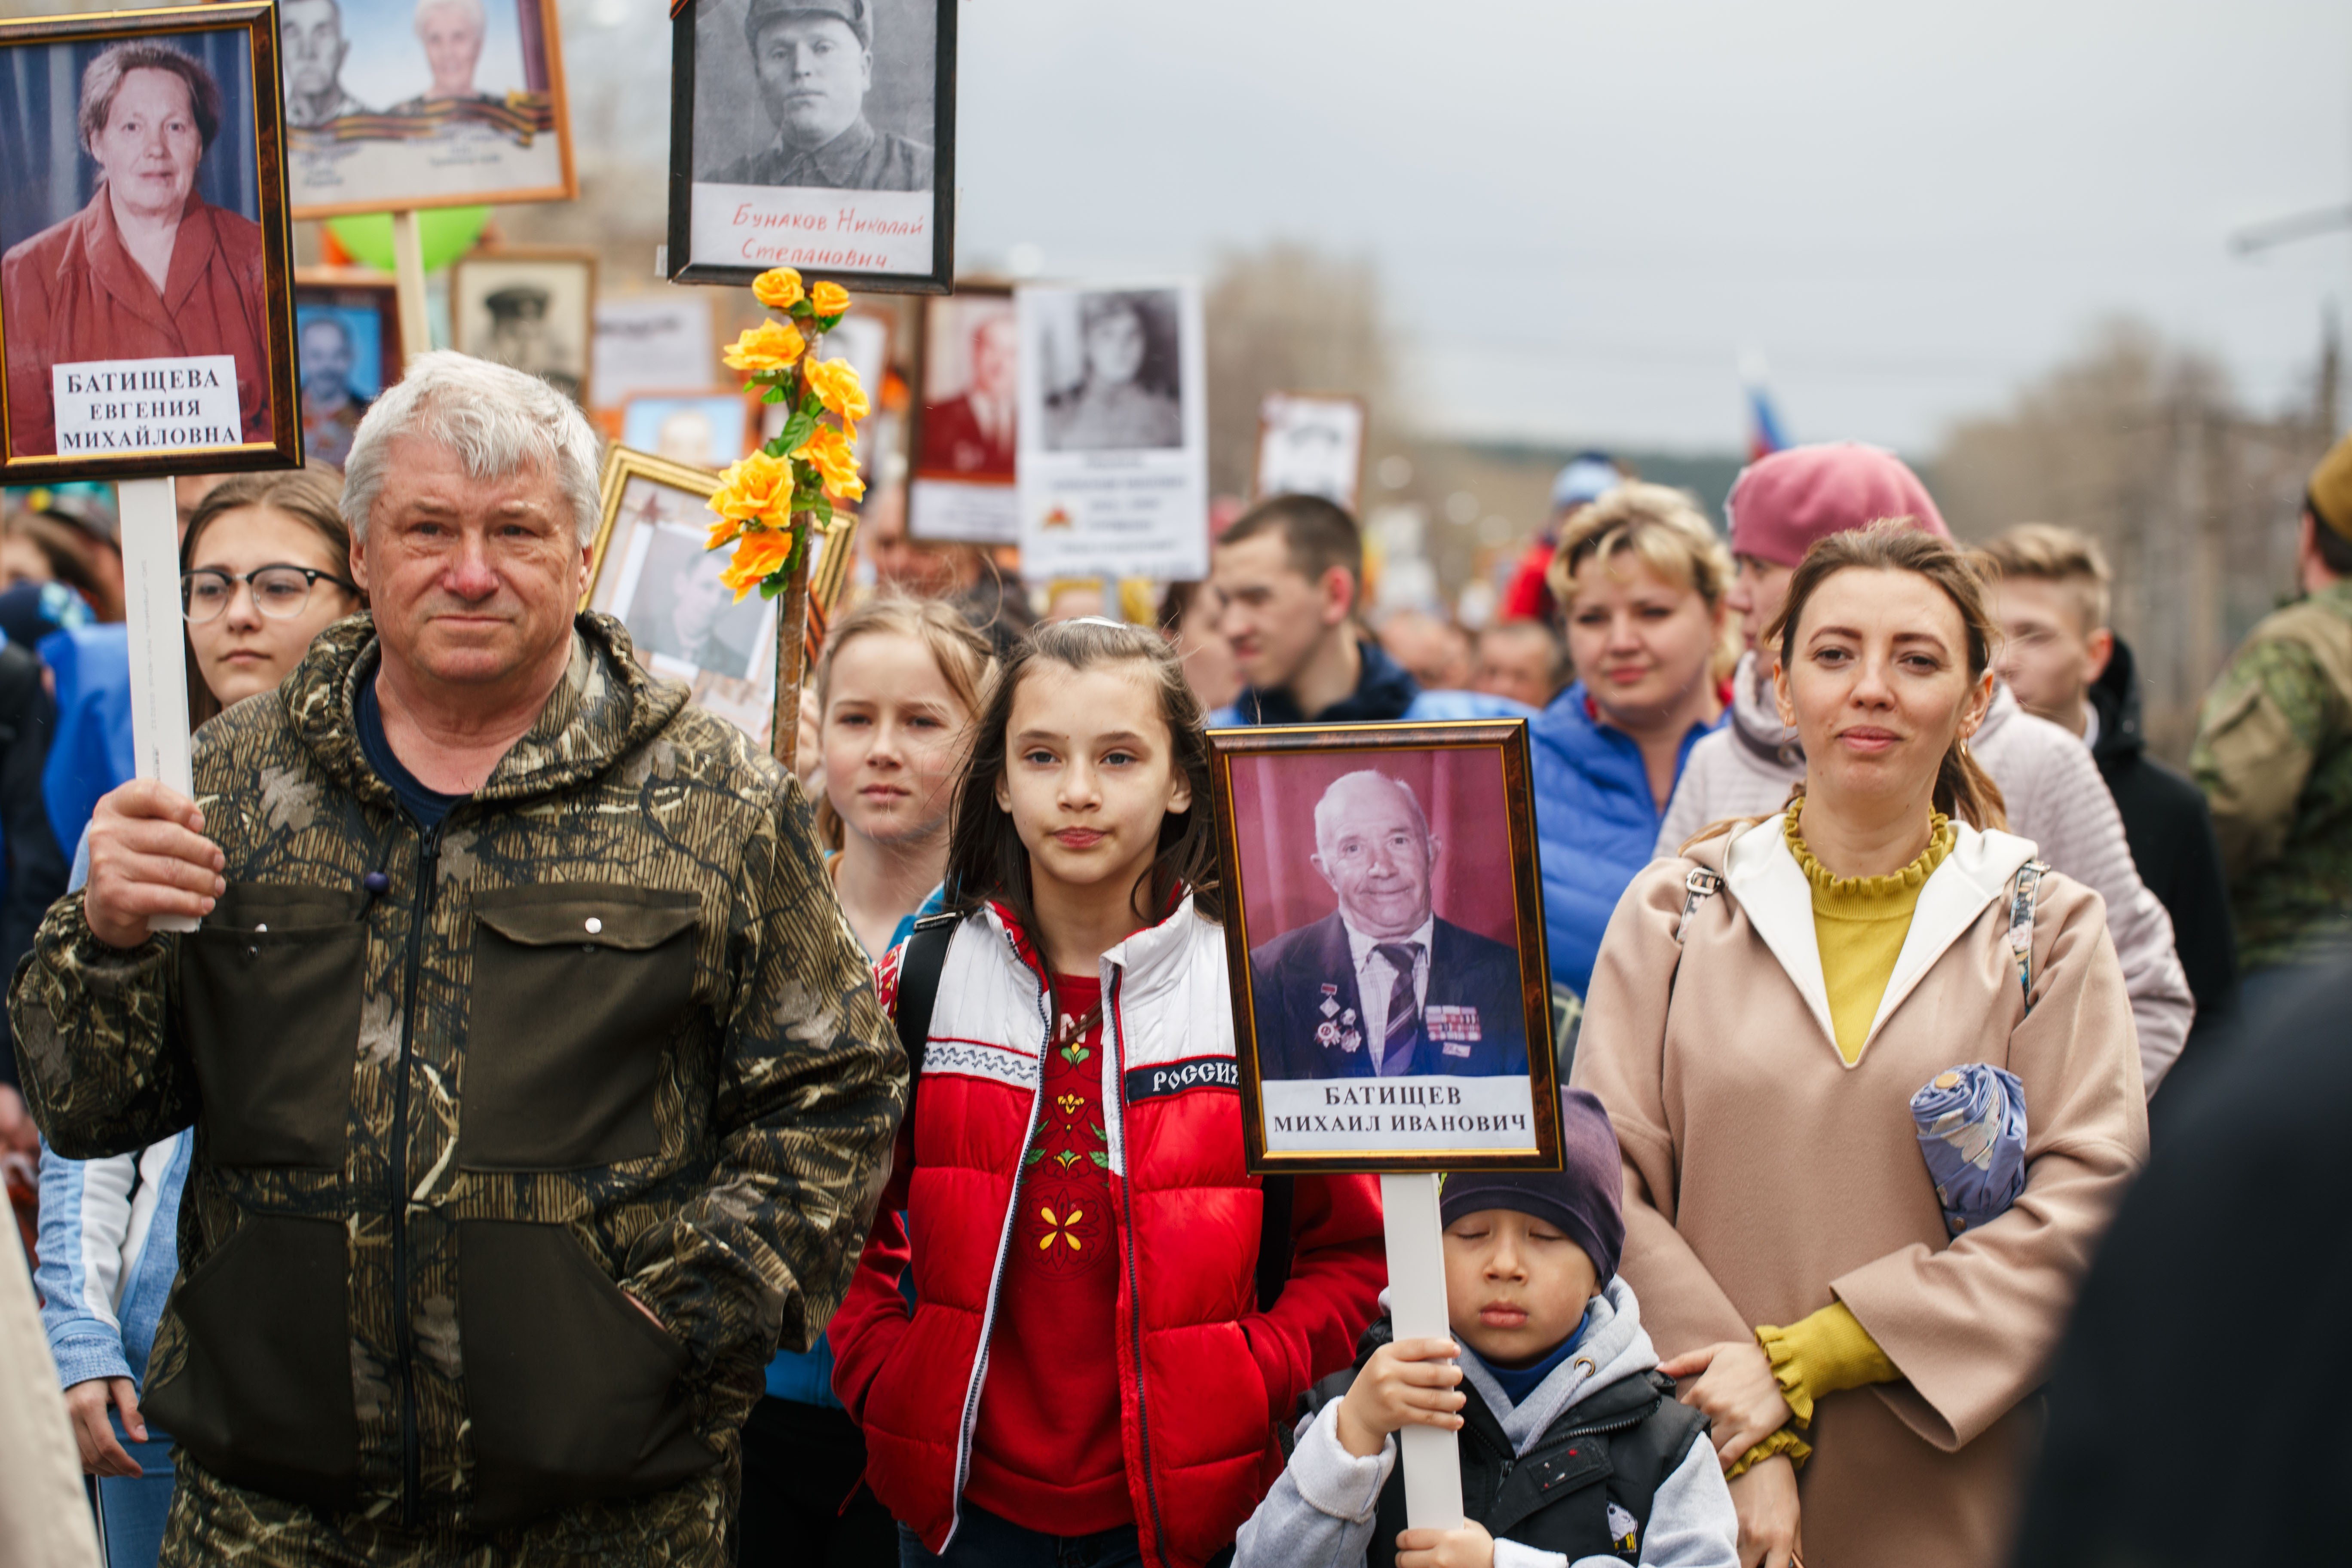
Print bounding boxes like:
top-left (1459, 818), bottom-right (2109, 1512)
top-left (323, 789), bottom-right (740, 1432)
top-left (1529, 682), bottom-right (1724, 1001)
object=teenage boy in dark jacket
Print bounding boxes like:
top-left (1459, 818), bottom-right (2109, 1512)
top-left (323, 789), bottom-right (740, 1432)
top-left (1234, 1092), bottom-right (1738, 1568)
top-left (1983, 524), bottom-right (2237, 1044)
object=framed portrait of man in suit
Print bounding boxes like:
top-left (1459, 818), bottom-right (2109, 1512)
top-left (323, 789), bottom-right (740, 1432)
top-left (1208, 720), bottom-right (1562, 1173)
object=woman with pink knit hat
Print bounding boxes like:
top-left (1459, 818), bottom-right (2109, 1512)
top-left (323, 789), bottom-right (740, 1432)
top-left (1654, 442), bottom-right (2194, 1093)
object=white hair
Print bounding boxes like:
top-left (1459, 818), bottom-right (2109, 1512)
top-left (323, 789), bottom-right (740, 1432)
top-left (1312, 769), bottom-right (1433, 855)
top-left (340, 350), bottom-right (602, 545)
top-left (414, 0), bottom-right (486, 35)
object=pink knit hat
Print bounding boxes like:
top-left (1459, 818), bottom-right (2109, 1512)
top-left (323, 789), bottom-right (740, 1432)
top-left (1724, 442), bottom-right (1949, 569)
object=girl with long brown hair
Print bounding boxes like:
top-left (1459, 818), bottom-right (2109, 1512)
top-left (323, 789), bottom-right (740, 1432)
top-left (1572, 525), bottom-right (2148, 1568)
top-left (828, 619), bottom-right (1384, 1568)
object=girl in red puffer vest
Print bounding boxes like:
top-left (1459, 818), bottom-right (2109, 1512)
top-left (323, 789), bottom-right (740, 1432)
top-left (830, 619), bottom-right (1386, 1568)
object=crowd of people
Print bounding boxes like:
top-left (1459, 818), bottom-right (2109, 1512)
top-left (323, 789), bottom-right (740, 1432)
top-left (0, 346), bottom-right (2347, 1568)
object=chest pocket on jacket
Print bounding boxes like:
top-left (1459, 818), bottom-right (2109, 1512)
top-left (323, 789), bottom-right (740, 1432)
top-left (179, 882), bottom-right (367, 1169)
top-left (460, 885), bottom-right (700, 1171)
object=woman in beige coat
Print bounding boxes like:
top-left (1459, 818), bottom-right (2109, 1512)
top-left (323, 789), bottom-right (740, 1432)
top-left (1573, 525), bottom-right (2149, 1568)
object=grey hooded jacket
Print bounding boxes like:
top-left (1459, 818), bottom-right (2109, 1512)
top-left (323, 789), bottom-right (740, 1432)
top-left (1232, 1279), bottom-right (1739, 1568)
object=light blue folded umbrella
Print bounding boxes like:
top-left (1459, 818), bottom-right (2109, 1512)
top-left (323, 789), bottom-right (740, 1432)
top-left (1910, 1064), bottom-right (2027, 1238)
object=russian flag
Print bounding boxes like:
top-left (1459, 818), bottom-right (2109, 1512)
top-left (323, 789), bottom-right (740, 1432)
top-left (1746, 382), bottom-right (1790, 462)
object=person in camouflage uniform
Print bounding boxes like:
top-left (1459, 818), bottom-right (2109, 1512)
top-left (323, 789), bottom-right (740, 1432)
top-left (2192, 427), bottom-right (2352, 979)
top-left (9, 352), bottom-right (903, 1567)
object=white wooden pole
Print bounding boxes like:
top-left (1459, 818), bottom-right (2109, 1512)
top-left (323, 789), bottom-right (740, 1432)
top-left (116, 477), bottom-right (197, 934)
top-left (1380, 1171), bottom-right (1465, 1528)
top-left (390, 209), bottom-right (431, 362)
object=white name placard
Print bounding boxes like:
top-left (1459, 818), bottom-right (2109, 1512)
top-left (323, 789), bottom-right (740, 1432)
top-left (690, 184), bottom-right (933, 277)
top-left (52, 357), bottom-right (242, 456)
top-left (1258, 1075), bottom-right (1540, 1156)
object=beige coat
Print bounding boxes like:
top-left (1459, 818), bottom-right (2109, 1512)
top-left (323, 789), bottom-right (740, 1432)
top-left (1573, 814), bottom-right (2148, 1568)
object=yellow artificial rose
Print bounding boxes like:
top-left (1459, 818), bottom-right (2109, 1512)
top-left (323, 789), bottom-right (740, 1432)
top-left (802, 357), bottom-right (871, 428)
top-left (706, 514), bottom-right (745, 551)
top-left (708, 450), bottom-right (794, 524)
top-left (753, 268), bottom-right (805, 311)
top-left (722, 318), bottom-right (806, 374)
top-left (794, 423), bottom-right (865, 503)
top-left (720, 525), bottom-right (796, 600)
top-left (809, 280), bottom-right (851, 316)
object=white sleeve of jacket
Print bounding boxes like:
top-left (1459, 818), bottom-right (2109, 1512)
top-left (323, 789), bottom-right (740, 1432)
top-left (2007, 732), bottom-right (2193, 1092)
top-left (1233, 1400), bottom-right (1396, 1568)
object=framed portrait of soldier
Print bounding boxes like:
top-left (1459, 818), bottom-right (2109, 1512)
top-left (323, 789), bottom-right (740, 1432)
top-left (277, 0), bottom-right (576, 218)
top-left (666, 0), bottom-right (955, 294)
top-left (448, 246), bottom-right (593, 407)
top-left (1208, 720), bottom-right (1562, 1173)
top-left (0, 3), bottom-right (302, 483)
top-left (1254, 392), bottom-right (1366, 513)
top-left (294, 271), bottom-right (401, 469)
top-left (1015, 279), bottom-right (1208, 581)
top-left (588, 444), bottom-right (859, 745)
top-left (909, 283), bottom-right (1015, 544)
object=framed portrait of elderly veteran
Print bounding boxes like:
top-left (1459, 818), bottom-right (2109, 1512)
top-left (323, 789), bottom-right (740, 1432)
top-left (666, 0), bottom-right (956, 294)
top-left (276, 0), bottom-right (576, 218)
top-left (0, 3), bottom-right (302, 483)
top-left (586, 444), bottom-right (859, 746)
top-left (1209, 720), bottom-right (1562, 1174)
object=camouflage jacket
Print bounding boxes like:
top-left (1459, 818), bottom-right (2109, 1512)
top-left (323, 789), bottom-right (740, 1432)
top-left (10, 613), bottom-right (903, 1534)
top-left (2190, 580), bottom-right (2352, 971)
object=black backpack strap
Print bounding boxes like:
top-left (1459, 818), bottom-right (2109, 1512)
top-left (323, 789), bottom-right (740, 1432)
top-left (1255, 1173), bottom-right (1294, 1312)
top-left (893, 912), bottom-right (960, 1144)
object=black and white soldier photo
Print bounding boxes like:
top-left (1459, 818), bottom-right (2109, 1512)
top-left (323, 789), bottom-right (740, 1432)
top-left (669, 0), bottom-right (954, 290)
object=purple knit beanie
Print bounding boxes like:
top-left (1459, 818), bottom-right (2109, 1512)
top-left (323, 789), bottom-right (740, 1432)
top-left (1724, 441), bottom-right (1949, 569)
top-left (1440, 1089), bottom-right (1625, 1282)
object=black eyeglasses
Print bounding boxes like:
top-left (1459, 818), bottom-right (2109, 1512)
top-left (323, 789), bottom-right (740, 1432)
top-left (181, 565), bottom-right (359, 625)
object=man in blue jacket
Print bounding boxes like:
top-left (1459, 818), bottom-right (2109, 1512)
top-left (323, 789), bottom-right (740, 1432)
top-left (1250, 771), bottom-right (1527, 1080)
top-left (1209, 494), bottom-right (1528, 727)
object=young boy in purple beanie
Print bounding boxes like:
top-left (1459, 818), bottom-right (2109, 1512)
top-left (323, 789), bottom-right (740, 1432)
top-left (1234, 1092), bottom-right (1739, 1568)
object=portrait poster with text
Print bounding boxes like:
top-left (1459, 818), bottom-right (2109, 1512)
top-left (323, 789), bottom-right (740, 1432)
top-left (0, 3), bottom-right (300, 481)
top-left (1014, 279), bottom-right (1209, 582)
top-left (668, 0), bottom-right (954, 293)
top-left (1208, 720), bottom-right (1562, 1174)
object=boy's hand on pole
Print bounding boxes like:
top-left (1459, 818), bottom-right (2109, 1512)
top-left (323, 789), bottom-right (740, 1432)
top-left (1395, 1520), bottom-right (1494, 1568)
top-left (1333, 1336), bottom-right (1466, 1458)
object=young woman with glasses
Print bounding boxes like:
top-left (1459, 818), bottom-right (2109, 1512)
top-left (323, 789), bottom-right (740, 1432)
top-left (178, 469), bottom-right (365, 725)
top-left (37, 467), bottom-right (363, 1568)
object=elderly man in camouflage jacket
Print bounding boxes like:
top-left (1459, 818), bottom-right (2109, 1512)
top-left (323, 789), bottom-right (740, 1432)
top-left (9, 352), bottom-right (904, 1566)
top-left (2193, 426), bottom-right (2352, 994)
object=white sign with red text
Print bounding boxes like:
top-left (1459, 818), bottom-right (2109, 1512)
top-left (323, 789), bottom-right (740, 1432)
top-left (690, 185), bottom-right (932, 277)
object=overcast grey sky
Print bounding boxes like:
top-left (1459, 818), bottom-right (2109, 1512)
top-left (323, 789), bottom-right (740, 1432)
top-left (589, 0), bottom-right (2351, 453)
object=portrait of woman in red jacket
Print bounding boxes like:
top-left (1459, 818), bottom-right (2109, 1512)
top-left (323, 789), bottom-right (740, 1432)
top-left (1, 34), bottom-right (273, 461)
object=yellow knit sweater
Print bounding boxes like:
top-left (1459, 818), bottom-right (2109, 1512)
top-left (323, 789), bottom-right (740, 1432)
top-left (1785, 811), bottom-right (1956, 1066)
top-left (1725, 812), bottom-right (1949, 1478)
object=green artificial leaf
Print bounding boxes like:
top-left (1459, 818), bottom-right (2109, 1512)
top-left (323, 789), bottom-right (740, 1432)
top-left (778, 409), bottom-right (818, 451)
top-left (759, 575), bottom-right (785, 600)
top-left (816, 311), bottom-right (845, 334)
top-left (763, 386), bottom-right (787, 405)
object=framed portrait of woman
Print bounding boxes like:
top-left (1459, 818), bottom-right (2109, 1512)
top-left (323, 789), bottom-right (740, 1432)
top-left (0, 3), bottom-right (301, 484)
top-left (666, 0), bottom-right (956, 294)
top-left (1014, 279), bottom-right (1208, 582)
top-left (278, 0), bottom-right (576, 219)
top-left (294, 270), bottom-right (402, 470)
top-left (587, 444), bottom-right (860, 746)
